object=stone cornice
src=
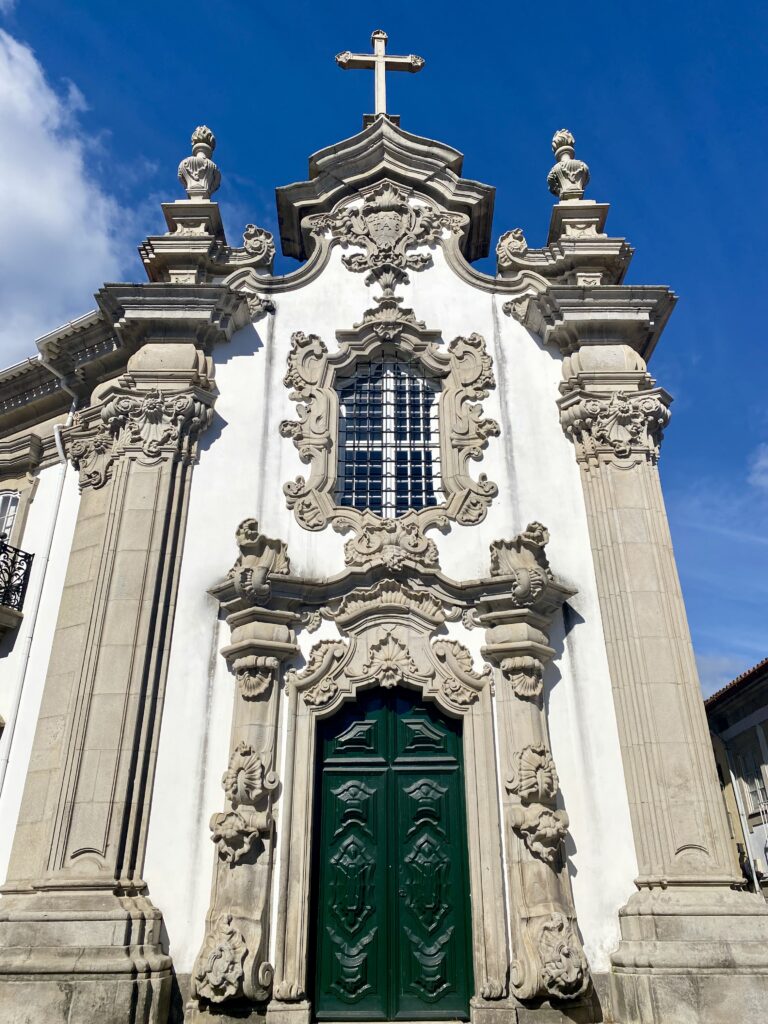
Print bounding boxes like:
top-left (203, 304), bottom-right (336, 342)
top-left (95, 283), bottom-right (251, 355)
top-left (509, 284), bottom-right (677, 362)
top-left (0, 432), bottom-right (44, 479)
top-left (276, 117), bottom-right (495, 262)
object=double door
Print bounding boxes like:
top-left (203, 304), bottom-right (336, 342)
top-left (313, 687), bottom-right (473, 1020)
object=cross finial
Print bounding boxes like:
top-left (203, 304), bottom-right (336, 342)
top-left (336, 29), bottom-right (425, 119)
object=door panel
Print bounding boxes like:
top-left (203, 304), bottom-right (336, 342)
top-left (314, 689), bottom-right (472, 1021)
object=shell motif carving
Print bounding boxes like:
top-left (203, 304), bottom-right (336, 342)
top-left (222, 742), bottom-right (278, 808)
top-left (506, 745), bottom-right (559, 803)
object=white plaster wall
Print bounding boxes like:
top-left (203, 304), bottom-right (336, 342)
top-left (147, 239), bottom-right (638, 973)
top-left (0, 464), bottom-right (79, 881)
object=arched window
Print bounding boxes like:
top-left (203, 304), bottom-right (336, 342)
top-left (336, 355), bottom-right (442, 518)
top-left (0, 491), bottom-right (19, 541)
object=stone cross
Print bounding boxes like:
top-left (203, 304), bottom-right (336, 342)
top-left (336, 30), bottom-right (425, 117)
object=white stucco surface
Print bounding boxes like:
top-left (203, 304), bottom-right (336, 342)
top-left (147, 238), bottom-right (638, 973)
top-left (0, 465), bottom-right (79, 882)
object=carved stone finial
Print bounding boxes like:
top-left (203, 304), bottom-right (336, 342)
top-left (547, 129), bottom-right (590, 201)
top-left (178, 124), bottom-right (222, 200)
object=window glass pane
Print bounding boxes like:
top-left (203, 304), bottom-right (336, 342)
top-left (0, 492), bottom-right (19, 540)
top-left (336, 356), bottom-right (441, 518)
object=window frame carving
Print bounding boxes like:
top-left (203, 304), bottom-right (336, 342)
top-left (280, 326), bottom-right (499, 534)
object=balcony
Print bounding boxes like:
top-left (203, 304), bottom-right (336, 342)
top-left (0, 535), bottom-right (34, 636)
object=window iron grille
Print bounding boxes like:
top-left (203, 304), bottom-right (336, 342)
top-left (337, 355), bottom-right (442, 518)
top-left (0, 491), bottom-right (18, 539)
top-left (0, 536), bottom-right (34, 613)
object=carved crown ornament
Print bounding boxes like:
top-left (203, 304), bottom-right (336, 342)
top-left (280, 323), bottom-right (500, 554)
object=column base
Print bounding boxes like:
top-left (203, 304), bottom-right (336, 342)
top-left (0, 888), bottom-right (172, 1024)
top-left (609, 887), bottom-right (768, 1023)
top-left (265, 1000), bottom-right (311, 1024)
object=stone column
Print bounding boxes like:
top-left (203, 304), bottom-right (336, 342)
top-left (0, 336), bottom-right (225, 1024)
top-left (543, 286), bottom-right (768, 1023)
top-left (479, 525), bottom-right (592, 1018)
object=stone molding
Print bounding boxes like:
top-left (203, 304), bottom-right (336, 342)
top-left (280, 321), bottom-right (499, 540)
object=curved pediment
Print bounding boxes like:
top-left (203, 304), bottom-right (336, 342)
top-left (276, 115), bottom-right (495, 263)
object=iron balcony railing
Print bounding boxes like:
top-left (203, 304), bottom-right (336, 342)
top-left (0, 534), bottom-right (34, 613)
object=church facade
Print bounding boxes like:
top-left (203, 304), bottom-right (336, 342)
top-left (1, 32), bottom-right (767, 1024)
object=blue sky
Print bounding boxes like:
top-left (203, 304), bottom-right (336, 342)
top-left (0, 1), bottom-right (766, 695)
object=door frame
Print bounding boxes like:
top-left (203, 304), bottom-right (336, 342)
top-left (310, 687), bottom-right (475, 1021)
top-left (269, 590), bottom-right (508, 1022)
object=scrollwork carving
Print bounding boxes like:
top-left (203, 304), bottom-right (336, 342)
top-left (307, 181), bottom-right (461, 273)
top-left (230, 518), bottom-right (290, 605)
top-left (341, 517), bottom-right (441, 571)
top-left (66, 383), bottom-right (214, 490)
top-left (223, 742), bottom-right (278, 808)
top-left (500, 655), bottom-right (544, 700)
top-left (496, 227), bottom-right (528, 268)
top-left (559, 388), bottom-right (671, 463)
top-left (192, 914), bottom-right (247, 1002)
top-left (242, 224), bottom-right (276, 264)
top-left (361, 629), bottom-right (422, 688)
top-left (489, 522), bottom-right (553, 606)
top-left (535, 912), bottom-right (589, 998)
top-left (510, 803), bottom-right (569, 864)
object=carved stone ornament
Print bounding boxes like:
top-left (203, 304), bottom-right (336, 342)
top-left (281, 328), bottom-right (499, 540)
top-left (242, 224), bottom-right (276, 264)
top-left (500, 654), bottom-right (545, 700)
top-left (230, 518), bottom-right (290, 605)
top-left (223, 742), bottom-right (278, 807)
top-left (66, 382), bottom-right (214, 490)
top-left (510, 803), bottom-right (569, 864)
top-left (245, 292), bottom-right (276, 320)
top-left (547, 129), bottom-right (590, 201)
top-left (559, 388), bottom-right (671, 463)
top-left (193, 914), bottom-right (247, 1002)
top-left (506, 745), bottom-right (559, 803)
top-left (178, 125), bottom-right (222, 201)
top-left (496, 227), bottom-right (528, 268)
top-left (535, 912), bottom-right (589, 998)
top-left (307, 181), bottom-right (463, 274)
top-left (489, 522), bottom-right (553, 605)
top-left (233, 655), bottom-right (279, 699)
top-left (340, 516), bottom-right (442, 571)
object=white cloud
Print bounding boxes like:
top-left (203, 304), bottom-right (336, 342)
top-left (748, 443), bottom-right (768, 492)
top-left (696, 653), bottom-right (749, 698)
top-left (0, 30), bottom-right (136, 365)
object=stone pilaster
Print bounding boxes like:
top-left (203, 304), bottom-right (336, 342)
top-left (189, 520), bottom-right (298, 1019)
top-left (542, 285), bottom-right (768, 1023)
top-left (480, 525), bottom-right (592, 1018)
top-left (0, 340), bottom-right (224, 1024)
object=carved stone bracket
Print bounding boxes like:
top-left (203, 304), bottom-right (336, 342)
top-left (280, 326), bottom-right (499, 541)
top-left (559, 386), bottom-right (671, 465)
top-left (193, 914), bottom-right (247, 1003)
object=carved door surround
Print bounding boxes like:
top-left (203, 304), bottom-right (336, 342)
top-left (190, 518), bottom-right (593, 1022)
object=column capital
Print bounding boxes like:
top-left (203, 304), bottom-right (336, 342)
top-left (64, 344), bottom-right (217, 490)
top-left (559, 381), bottom-right (672, 466)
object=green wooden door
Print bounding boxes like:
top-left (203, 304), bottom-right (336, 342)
top-left (313, 688), bottom-right (473, 1021)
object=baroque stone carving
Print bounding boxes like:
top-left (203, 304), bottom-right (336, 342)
top-left (496, 227), bottom-right (528, 268)
top-left (361, 629), bottom-right (421, 687)
top-left (233, 655), bottom-right (280, 699)
top-left (340, 517), bottom-right (441, 571)
top-left (560, 389), bottom-right (671, 463)
top-left (243, 224), bottom-right (276, 263)
top-left (547, 129), bottom-right (590, 201)
top-left (489, 522), bottom-right (553, 605)
top-left (281, 326), bottom-right (499, 537)
top-left (286, 640), bottom-right (349, 707)
top-left (307, 181), bottom-right (461, 273)
top-left (535, 912), bottom-right (588, 998)
top-left (67, 382), bottom-right (214, 490)
top-left (506, 745), bottom-right (559, 803)
top-left (499, 654), bottom-right (545, 700)
top-left (178, 125), bottom-right (221, 200)
top-left (210, 741), bottom-right (278, 863)
top-left (193, 914), bottom-right (247, 1002)
top-left (230, 518), bottom-right (290, 605)
top-left (510, 803), bottom-right (569, 864)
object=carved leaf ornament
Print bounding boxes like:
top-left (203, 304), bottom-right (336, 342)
top-left (193, 914), bottom-right (247, 1002)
